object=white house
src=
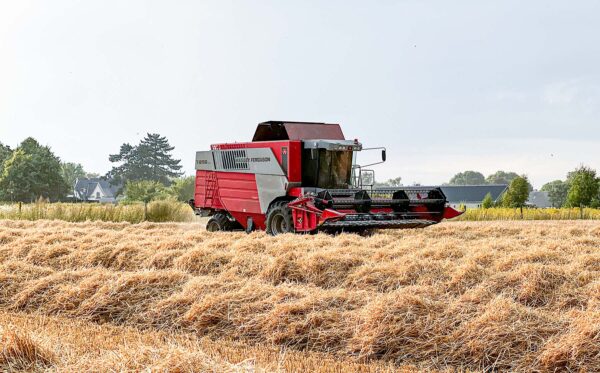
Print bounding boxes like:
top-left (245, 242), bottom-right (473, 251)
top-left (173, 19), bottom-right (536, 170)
top-left (72, 178), bottom-right (122, 203)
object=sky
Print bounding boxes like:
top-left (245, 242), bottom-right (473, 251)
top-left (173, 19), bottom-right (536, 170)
top-left (1, 0), bottom-right (599, 188)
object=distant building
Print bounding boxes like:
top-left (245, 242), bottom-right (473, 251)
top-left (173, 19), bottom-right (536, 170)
top-left (527, 190), bottom-right (551, 208)
top-left (71, 178), bottom-right (122, 203)
top-left (440, 185), bottom-right (508, 209)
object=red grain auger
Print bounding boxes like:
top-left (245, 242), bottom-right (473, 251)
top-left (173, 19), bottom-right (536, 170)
top-left (191, 121), bottom-right (462, 234)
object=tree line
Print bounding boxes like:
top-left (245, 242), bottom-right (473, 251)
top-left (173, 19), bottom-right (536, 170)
top-left (446, 168), bottom-right (600, 208)
top-left (375, 167), bottom-right (600, 209)
top-left (2, 135), bottom-right (599, 208)
top-left (0, 134), bottom-right (194, 203)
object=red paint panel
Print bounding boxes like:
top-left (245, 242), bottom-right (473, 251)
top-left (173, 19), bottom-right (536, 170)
top-left (230, 211), bottom-right (267, 230)
top-left (194, 170), bottom-right (205, 207)
top-left (215, 172), bottom-right (261, 215)
top-left (443, 206), bottom-right (464, 219)
top-left (217, 178), bottom-right (257, 191)
top-left (292, 208), bottom-right (318, 232)
top-left (288, 187), bottom-right (304, 198)
top-left (195, 170), bottom-right (223, 209)
top-left (195, 170), bottom-right (260, 217)
top-left (287, 141), bottom-right (302, 183)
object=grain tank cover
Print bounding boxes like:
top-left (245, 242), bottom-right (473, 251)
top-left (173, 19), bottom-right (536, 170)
top-left (252, 121), bottom-right (345, 141)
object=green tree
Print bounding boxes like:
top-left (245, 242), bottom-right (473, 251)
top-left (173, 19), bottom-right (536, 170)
top-left (565, 166), bottom-right (599, 207)
top-left (124, 180), bottom-right (168, 203)
top-left (0, 142), bottom-right (11, 174)
top-left (168, 176), bottom-right (196, 202)
top-left (60, 162), bottom-right (87, 188)
top-left (487, 170), bottom-right (533, 191)
top-left (448, 171), bottom-right (486, 185)
top-left (486, 171), bottom-right (519, 185)
top-left (0, 138), bottom-right (68, 202)
top-left (108, 133), bottom-right (183, 185)
top-left (481, 192), bottom-right (494, 209)
top-left (502, 176), bottom-right (531, 208)
top-left (541, 180), bottom-right (569, 208)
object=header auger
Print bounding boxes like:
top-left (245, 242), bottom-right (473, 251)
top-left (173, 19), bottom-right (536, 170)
top-left (191, 121), bottom-right (463, 234)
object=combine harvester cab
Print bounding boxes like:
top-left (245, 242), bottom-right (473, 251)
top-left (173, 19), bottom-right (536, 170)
top-left (192, 121), bottom-right (463, 234)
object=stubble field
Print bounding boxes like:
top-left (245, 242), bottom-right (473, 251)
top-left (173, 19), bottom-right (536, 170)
top-left (0, 220), bottom-right (599, 372)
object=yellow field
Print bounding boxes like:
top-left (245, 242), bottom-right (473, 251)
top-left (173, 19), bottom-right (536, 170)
top-left (458, 207), bottom-right (600, 221)
top-left (2, 203), bottom-right (600, 225)
top-left (0, 220), bottom-right (599, 372)
top-left (0, 201), bottom-right (194, 223)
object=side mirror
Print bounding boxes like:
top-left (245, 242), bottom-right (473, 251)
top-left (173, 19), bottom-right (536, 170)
top-left (311, 148), bottom-right (318, 160)
top-left (381, 149), bottom-right (387, 162)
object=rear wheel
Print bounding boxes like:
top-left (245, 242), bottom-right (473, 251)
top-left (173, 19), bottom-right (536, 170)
top-left (266, 201), bottom-right (295, 235)
top-left (206, 213), bottom-right (235, 232)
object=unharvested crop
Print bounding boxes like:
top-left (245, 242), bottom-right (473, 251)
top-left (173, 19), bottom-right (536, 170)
top-left (0, 219), bottom-right (599, 372)
top-left (2, 203), bottom-right (600, 225)
top-left (458, 207), bottom-right (600, 221)
top-left (0, 201), bottom-right (194, 223)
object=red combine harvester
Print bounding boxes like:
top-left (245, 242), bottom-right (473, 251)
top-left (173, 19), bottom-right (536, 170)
top-left (191, 121), bottom-right (462, 234)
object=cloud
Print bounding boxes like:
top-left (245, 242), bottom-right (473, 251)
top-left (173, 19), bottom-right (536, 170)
top-left (542, 78), bottom-right (600, 108)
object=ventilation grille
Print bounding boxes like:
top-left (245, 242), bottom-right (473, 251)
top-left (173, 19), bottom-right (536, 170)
top-left (220, 149), bottom-right (249, 170)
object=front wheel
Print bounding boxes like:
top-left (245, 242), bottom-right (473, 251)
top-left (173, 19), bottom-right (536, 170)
top-left (266, 202), bottom-right (295, 235)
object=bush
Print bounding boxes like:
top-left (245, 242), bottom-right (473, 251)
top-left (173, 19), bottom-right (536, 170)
top-left (168, 177), bottom-right (196, 202)
top-left (481, 193), bottom-right (493, 209)
top-left (124, 181), bottom-right (171, 203)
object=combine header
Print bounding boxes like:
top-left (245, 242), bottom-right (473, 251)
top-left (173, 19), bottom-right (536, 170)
top-left (191, 121), bottom-right (462, 234)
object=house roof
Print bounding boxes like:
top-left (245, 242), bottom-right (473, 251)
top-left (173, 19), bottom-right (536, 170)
top-left (440, 185), bottom-right (508, 203)
top-left (74, 178), bottom-right (121, 199)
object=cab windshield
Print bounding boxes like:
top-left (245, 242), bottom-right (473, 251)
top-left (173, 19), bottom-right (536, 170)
top-left (302, 149), bottom-right (353, 189)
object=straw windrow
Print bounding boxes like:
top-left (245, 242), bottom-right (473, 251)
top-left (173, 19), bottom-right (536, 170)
top-left (0, 220), bottom-right (598, 371)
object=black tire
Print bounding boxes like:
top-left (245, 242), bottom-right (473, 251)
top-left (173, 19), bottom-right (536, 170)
top-left (206, 213), bottom-right (233, 232)
top-left (266, 201), bottom-right (295, 235)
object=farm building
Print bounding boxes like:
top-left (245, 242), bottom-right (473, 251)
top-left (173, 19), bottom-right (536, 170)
top-left (440, 185), bottom-right (508, 209)
top-left (71, 178), bottom-right (121, 203)
top-left (527, 190), bottom-right (551, 208)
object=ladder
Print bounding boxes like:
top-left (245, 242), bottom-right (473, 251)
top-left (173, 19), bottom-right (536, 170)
top-left (203, 172), bottom-right (218, 207)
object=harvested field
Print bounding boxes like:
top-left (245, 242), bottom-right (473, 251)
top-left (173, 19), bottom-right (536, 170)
top-left (0, 310), bottom-right (398, 372)
top-left (0, 220), bottom-right (599, 372)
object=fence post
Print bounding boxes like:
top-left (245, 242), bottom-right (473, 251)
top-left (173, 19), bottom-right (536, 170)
top-left (580, 206), bottom-right (584, 220)
top-left (144, 202), bottom-right (148, 221)
top-left (18, 202), bottom-right (22, 218)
